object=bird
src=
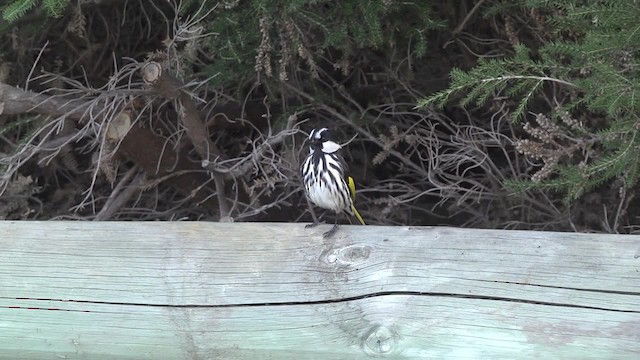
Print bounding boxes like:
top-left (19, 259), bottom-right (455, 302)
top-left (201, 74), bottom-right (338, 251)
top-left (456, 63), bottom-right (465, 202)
top-left (301, 127), bottom-right (365, 238)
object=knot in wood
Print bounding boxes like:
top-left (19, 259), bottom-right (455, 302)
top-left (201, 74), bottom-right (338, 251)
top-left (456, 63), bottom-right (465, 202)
top-left (324, 244), bottom-right (371, 265)
top-left (362, 325), bottom-right (398, 357)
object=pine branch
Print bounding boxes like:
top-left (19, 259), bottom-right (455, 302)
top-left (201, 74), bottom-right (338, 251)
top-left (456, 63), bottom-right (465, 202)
top-left (3, 0), bottom-right (38, 22)
top-left (42, 0), bottom-right (68, 17)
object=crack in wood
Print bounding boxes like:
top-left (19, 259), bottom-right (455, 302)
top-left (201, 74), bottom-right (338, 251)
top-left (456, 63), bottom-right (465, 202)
top-left (476, 279), bottom-right (640, 296)
top-left (4, 291), bottom-right (639, 313)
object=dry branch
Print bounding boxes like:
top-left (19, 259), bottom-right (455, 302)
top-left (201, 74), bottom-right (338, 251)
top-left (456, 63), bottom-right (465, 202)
top-left (0, 83), bottom-right (93, 120)
top-left (141, 61), bottom-right (226, 162)
top-left (0, 81), bottom-right (219, 214)
top-left (142, 61), bottom-right (230, 217)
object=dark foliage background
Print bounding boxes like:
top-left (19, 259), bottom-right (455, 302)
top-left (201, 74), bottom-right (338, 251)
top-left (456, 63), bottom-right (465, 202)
top-left (1, 0), bottom-right (639, 233)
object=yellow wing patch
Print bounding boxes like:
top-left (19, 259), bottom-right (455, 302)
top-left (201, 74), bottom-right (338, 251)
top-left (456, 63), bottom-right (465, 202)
top-left (347, 176), bottom-right (357, 202)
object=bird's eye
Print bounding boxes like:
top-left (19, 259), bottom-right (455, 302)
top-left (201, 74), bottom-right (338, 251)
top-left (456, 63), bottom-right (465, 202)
top-left (321, 130), bottom-right (333, 141)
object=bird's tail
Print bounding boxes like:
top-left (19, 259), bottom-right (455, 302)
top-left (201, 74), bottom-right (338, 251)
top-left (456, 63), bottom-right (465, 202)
top-left (351, 204), bottom-right (366, 225)
top-left (346, 176), bottom-right (366, 225)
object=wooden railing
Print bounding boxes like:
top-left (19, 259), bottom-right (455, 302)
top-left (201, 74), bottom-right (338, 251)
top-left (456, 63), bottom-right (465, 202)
top-left (1, 222), bottom-right (639, 359)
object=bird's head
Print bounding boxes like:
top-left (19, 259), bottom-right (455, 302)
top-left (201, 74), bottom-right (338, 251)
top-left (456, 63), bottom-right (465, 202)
top-left (308, 128), bottom-right (341, 154)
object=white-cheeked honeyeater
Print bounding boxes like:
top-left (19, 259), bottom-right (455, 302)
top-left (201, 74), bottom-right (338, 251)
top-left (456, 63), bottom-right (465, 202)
top-left (301, 128), bottom-right (365, 238)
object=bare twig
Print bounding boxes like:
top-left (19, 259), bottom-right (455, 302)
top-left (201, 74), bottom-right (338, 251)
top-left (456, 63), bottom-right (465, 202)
top-left (95, 166), bottom-right (144, 220)
top-left (202, 115), bottom-right (299, 179)
top-left (452, 0), bottom-right (487, 35)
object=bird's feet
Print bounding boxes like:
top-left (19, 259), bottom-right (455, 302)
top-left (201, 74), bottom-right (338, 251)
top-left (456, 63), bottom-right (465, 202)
top-left (305, 221), bottom-right (325, 229)
top-left (323, 224), bottom-right (339, 238)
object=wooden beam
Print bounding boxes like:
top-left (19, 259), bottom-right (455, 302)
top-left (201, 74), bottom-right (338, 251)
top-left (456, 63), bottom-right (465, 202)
top-left (1, 222), bottom-right (639, 359)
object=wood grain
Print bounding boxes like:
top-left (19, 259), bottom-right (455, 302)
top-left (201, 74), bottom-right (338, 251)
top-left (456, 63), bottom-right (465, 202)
top-left (1, 296), bottom-right (638, 360)
top-left (1, 222), bottom-right (639, 359)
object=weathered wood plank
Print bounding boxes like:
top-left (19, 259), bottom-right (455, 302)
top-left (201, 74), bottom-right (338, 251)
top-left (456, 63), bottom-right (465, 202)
top-left (1, 296), bottom-right (639, 359)
top-left (1, 221), bottom-right (639, 358)
top-left (1, 222), bottom-right (638, 308)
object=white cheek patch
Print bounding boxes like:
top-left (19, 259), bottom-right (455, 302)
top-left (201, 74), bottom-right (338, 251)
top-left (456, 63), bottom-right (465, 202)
top-left (312, 128), bottom-right (329, 140)
top-left (322, 140), bottom-right (342, 153)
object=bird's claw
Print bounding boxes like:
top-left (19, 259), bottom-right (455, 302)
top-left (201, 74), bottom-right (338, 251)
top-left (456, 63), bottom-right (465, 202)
top-left (322, 224), bottom-right (339, 238)
top-left (305, 221), bottom-right (324, 229)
